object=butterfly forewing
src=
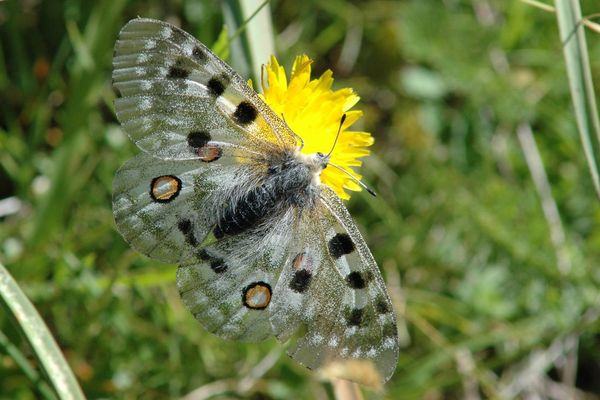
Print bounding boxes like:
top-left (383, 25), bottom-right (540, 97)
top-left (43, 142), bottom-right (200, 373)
top-left (113, 18), bottom-right (295, 161)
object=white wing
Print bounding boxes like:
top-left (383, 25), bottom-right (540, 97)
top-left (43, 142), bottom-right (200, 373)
top-left (176, 209), bottom-right (296, 341)
top-left (113, 18), bottom-right (295, 161)
top-left (269, 187), bottom-right (399, 384)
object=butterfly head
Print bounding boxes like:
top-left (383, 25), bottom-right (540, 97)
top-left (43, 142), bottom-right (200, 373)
top-left (296, 150), bottom-right (330, 175)
top-left (315, 151), bottom-right (330, 169)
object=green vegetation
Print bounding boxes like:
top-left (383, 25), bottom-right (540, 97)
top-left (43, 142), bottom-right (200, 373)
top-left (1, 0), bottom-right (600, 398)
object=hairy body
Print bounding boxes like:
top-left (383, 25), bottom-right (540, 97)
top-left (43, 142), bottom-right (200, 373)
top-left (214, 150), bottom-right (328, 239)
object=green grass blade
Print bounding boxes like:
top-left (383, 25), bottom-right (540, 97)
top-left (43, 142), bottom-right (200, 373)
top-left (0, 263), bottom-right (86, 400)
top-left (555, 0), bottom-right (600, 200)
top-left (0, 330), bottom-right (57, 399)
top-left (223, 0), bottom-right (274, 83)
top-left (519, 0), bottom-right (555, 13)
top-left (235, 0), bottom-right (274, 82)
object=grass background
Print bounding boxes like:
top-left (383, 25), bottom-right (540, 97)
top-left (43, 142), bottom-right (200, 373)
top-left (2, 0), bottom-right (600, 398)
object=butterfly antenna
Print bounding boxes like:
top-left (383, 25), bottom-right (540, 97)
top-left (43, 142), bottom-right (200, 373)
top-left (326, 114), bottom-right (346, 158)
top-left (328, 162), bottom-right (377, 197)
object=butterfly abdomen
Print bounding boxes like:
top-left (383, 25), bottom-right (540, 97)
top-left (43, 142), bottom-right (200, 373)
top-left (214, 160), bottom-right (315, 238)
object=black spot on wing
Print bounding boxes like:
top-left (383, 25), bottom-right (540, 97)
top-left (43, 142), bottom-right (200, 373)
top-left (207, 76), bottom-right (228, 97)
top-left (197, 250), bottom-right (228, 273)
top-left (168, 27), bottom-right (189, 46)
top-left (382, 321), bottom-right (398, 338)
top-left (187, 131), bottom-right (211, 148)
top-left (168, 59), bottom-right (190, 79)
top-left (289, 269), bottom-right (312, 293)
top-left (346, 271), bottom-right (366, 289)
top-left (210, 259), bottom-right (227, 274)
top-left (347, 308), bottom-right (364, 327)
top-left (375, 295), bottom-right (391, 314)
top-left (198, 250), bottom-right (211, 261)
top-left (328, 233), bottom-right (355, 259)
top-left (178, 219), bottom-right (192, 234)
top-left (192, 46), bottom-right (207, 63)
top-left (178, 219), bottom-right (198, 246)
top-left (233, 101), bottom-right (258, 125)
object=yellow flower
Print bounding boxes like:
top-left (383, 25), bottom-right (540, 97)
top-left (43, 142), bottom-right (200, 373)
top-left (259, 55), bottom-right (374, 200)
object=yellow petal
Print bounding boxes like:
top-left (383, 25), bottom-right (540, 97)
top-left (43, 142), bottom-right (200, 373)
top-left (261, 55), bottom-right (374, 199)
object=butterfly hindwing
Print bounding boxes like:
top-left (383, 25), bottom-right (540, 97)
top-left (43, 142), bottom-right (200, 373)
top-left (176, 225), bottom-right (293, 341)
top-left (113, 151), bottom-right (264, 263)
top-left (113, 18), bottom-right (295, 161)
top-left (113, 152), bottom-right (215, 262)
top-left (270, 187), bottom-right (399, 383)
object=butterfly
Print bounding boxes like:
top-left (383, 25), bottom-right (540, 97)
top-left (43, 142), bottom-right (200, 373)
top-left (111, 18), bottom-right (399, 385)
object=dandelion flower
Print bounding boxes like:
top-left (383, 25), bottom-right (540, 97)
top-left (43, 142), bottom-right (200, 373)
top-left (260, 55), bottom-right (374, 200)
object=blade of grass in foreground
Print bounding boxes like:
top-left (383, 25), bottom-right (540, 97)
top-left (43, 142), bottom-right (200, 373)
top-left (0, 263), bottom-right (86, 400)
top-left (555, 0), bottom-right (600, 200)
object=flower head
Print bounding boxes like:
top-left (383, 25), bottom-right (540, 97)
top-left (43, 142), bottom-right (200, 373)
top-left (259, 55), bottom-right (374, 200)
